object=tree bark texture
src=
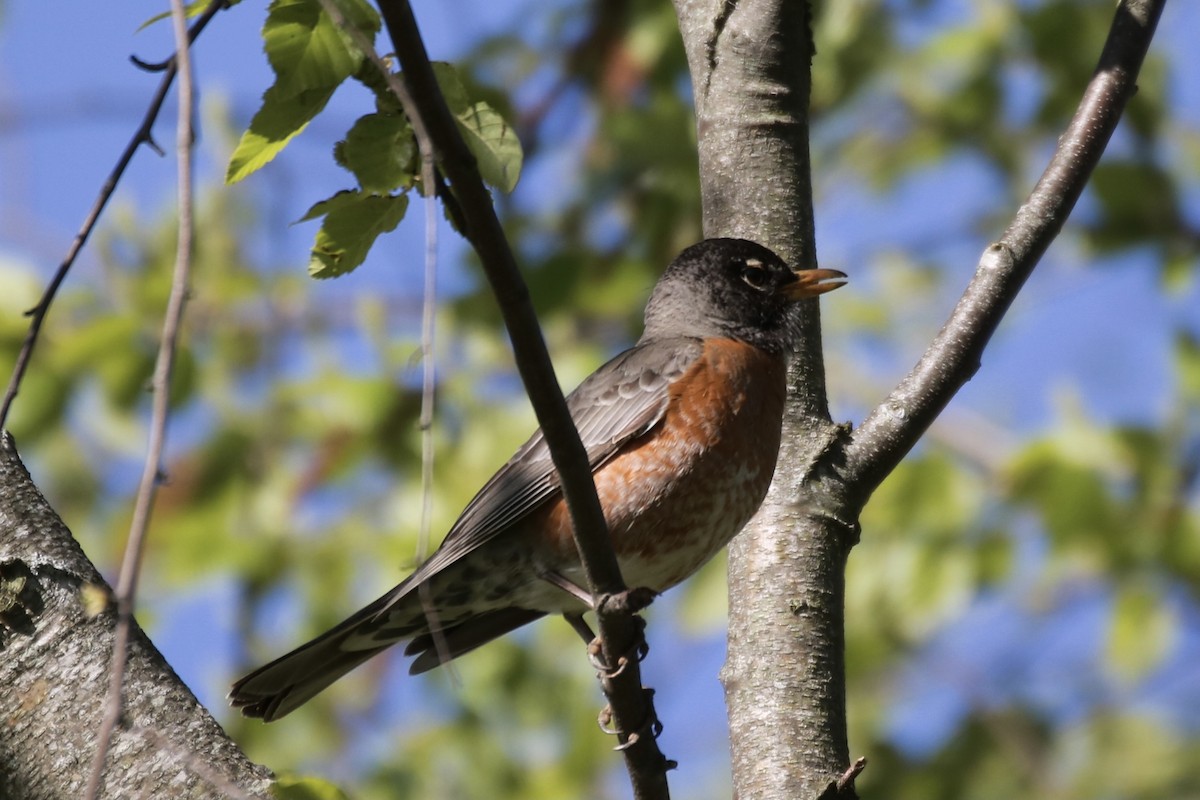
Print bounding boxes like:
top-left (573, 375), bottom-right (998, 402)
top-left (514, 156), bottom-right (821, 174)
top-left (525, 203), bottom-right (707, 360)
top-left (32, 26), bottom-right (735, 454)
top-left (673, 1), bottom-right (855, 797)
top-left (0, 432), bottom-right (271, 800)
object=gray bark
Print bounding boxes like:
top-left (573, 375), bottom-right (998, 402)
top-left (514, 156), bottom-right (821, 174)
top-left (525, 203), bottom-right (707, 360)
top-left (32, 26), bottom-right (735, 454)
top-left (0, 431), bottom-right (272, 800)
top-left (673, 1), bottom-right (856, 797)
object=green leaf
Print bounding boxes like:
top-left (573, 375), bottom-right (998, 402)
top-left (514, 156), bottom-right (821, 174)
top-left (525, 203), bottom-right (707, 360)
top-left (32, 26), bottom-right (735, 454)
top-left (262, 0), bottom-right (378, 99)
top-left (228, 0), bottom-right (383, 182)
top-left (1106, 581), bottom-right (1176, 684)
top-left (353, 57), bottom-right (404, 115)
top-left (337, 112), bottom-right (416, 192)
top-left (137, 0), bottom-right (216, 32)
top-left (431, 62), bottom-right (523, 192)
top-left (271, 774), bottom-right (352, 800)
top-left (1175, 331), bottom-right (1200, 405)
top-left (455, 102), bottom-right (523, 193)
top-left (302, 190), bottom-right (409, 278)
top-left (1086, 161), bottom-right (1182, 251)
top-left (227, 83), bottom-right (336, 184)
top-left (430, 62), bottom-right (472, 112)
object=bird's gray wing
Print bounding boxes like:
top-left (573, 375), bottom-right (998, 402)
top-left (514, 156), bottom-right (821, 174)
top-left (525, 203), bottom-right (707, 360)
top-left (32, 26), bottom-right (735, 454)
top-left (386, 337), bottom-right (703, 599)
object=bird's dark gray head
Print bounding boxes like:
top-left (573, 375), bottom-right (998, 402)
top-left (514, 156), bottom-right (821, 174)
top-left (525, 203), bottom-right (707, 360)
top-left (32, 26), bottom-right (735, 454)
top-left (641, 238), bottom-right (845, 355)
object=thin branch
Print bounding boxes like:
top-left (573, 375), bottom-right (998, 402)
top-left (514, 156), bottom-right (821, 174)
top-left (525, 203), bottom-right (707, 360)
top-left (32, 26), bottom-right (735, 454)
top-left (314, 0), bottom-right (463, 690)
top-left (130, 1), bottom-right (223, 73)
top-left (85, 0), bottom-right (198, 794)
top-left (415, 71), bottom-right (448, 669)
top-left (369, 1), bottom-right (672, 795)
top-left (416, 125), bottom-right (438, 562)
top-left (0, 0), bottom-right (225, 433)
top-left (841, 0), bottom-right (1166, 500)
top-left (836, 757), bottom-right (868, 794)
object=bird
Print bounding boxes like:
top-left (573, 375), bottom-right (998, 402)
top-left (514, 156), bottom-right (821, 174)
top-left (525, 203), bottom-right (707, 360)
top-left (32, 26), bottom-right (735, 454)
top-left (229, 238), bottom-right (845, 721)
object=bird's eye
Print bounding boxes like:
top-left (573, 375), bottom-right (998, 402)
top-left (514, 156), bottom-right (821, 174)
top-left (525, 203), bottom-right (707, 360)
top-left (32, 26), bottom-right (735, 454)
top-left (740, 260), bottom-right (768, 290)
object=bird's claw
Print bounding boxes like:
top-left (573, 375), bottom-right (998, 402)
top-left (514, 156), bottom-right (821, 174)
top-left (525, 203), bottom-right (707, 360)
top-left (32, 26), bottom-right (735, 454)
top-left (597, 586), bottom-right (658, 616)
top-left (588, 615), bottom-right (649, 677)
top-left (596, 691), bottom-right (668, 754)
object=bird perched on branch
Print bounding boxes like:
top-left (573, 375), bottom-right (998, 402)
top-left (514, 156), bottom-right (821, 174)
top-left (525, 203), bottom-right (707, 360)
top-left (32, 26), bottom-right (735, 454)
top-left (230, 237), bottom-right (845, 721)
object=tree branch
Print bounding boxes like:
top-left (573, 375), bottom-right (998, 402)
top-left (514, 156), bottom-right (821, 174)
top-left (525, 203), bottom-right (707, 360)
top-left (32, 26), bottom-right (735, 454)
top-left (0, 0), bottom-right (226, 432)
top-left (841, 0), bottom-right (1167, 500)
top-left (0, 433), bottom-right (271, 799)
top-left (372, 2), bottom-right (672, 795)
top-left (675, 0), bottom-right (856, 796)
top-left (86, 0), bottom-right (199, 793)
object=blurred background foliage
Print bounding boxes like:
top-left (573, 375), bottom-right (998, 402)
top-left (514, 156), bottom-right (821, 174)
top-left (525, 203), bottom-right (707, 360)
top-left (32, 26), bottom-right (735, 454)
top-left (1, 0), bottom-right (1198, 798)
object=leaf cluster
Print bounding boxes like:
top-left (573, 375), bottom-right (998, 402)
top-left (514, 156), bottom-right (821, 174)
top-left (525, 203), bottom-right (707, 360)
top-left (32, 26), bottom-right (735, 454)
top-left (227, 0), bottom-right (523, 278)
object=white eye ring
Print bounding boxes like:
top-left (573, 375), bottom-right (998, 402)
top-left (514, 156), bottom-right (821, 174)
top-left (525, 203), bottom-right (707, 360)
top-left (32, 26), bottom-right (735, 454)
top-left (740, 259), bottom-right (767, 289)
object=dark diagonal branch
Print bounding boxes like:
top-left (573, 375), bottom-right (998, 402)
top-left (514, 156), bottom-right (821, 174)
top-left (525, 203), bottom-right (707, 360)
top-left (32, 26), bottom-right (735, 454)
top-left (841, 0), bottom-right (1166, 499)
top-left (0, 0), bottom-right (227, 433)
top-left (85, 0), bottom-right (199, 794)
top-left (373, 1), bottom-right (672, 796)
top-left (130, 0), bottom-right (224, 73)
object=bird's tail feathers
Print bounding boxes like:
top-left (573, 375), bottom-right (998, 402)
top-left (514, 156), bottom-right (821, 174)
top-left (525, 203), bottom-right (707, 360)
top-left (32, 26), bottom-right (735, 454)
top-left (230, 591), bottom-right (549, 721)
top-left (229, 589), bottom-right (423, 722)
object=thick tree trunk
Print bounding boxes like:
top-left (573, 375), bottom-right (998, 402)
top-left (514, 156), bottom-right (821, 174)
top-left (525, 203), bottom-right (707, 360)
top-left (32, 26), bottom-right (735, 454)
top-left (0, 432), bottom-right (271, 800)
top-left (673, 1), bottom-right (856, 797)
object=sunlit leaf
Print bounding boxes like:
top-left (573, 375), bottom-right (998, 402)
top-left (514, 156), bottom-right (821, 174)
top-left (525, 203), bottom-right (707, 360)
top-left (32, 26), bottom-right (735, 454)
top-left (301, 190), bottom-right (409, 278)
top-left (271, 774), bottom-right (351, 800)
top-left (227, 84), bottom-right (336, 184)
top-left (1106, 582), bottom-right (1176, 684)
top-left (336, 112), bottom-right (416, 192)
top-left (262, 0), bottom-right (377, 99)
top-left (431, 62), bottom-right (523, 192)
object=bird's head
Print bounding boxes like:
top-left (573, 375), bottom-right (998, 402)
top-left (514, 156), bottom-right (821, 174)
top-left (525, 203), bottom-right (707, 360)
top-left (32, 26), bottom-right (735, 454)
top-left (641, 238), bottom-right (846, 354)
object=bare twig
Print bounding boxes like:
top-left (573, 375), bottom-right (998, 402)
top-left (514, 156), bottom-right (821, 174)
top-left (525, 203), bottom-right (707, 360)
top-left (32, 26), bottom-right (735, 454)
top-left (315, 0), bottom-right (459, 693)
top-left (372, 1), bottom-right (671, 796)
top-left (85, 0), bottom-right (198, 794)
top-left (415, 71), bottom-right (446, 669)
top-left (837, 757), bottom-right (867, 791)
top-left (841, 0), bottom-right (1167, 500)
top-left (416, 121), bottom-right (438, 561)
top-left (0, 0), bottom-right (225, 432)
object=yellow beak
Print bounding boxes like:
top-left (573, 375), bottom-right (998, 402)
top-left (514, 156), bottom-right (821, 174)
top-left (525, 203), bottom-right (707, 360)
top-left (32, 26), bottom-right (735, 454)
top-left (783, 268), bottom-right (848, 300)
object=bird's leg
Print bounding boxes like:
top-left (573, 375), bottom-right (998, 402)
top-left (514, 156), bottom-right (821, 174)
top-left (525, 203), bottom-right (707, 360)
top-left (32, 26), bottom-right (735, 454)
top-left (539, 570), bottom-right (594, 607)
top-left (541, 573), bottom-right (657, 673)
top-left (563, 611), bottom-right (615, 671)
top-left (540, 572), bottom-right (611, 670)
top-left (563, 611), bottom-right (595, 643)
top-left (596, 588), bottom-right (656, 667)
top-left (587, 590), bottom-right (657, 676)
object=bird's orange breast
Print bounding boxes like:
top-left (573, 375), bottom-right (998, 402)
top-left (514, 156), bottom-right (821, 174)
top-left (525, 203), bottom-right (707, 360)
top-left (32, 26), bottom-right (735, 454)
top-left (535, 338), bottom-right (787, 591)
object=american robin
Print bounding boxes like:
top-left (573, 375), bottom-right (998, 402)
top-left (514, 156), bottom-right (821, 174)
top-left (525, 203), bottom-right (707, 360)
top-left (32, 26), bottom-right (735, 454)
top-left (230, 238), bottom-right (845, 721)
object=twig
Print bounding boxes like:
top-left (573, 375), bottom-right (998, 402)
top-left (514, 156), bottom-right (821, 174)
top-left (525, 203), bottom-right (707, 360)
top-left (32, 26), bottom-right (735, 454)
top-left (130, 1), bottom-right (223, 73)
top-left (416, 118), bottom-right (438, 561)
top-left (415, 71), bottom-right (447, 669)
top-left (0, 0), bottom-right (226, 432)
top-left (85, 0), bottom-right (198, 795)
top-left (837, 757), bottom-right (867, 792)
top-left (841, 0), bottom-right (1167, 499)
top-left (373, 1), bottom-right (671, 796)
top-left (315, 0), bottom-right (459, 694)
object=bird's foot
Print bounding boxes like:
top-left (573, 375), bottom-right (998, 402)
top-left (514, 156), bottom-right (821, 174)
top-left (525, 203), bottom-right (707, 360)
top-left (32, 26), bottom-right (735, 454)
top-left (588, 614), bottom-right (649, 677)
top-left (564, 587), bottom-right (656, 674)
top-left (597, 586), bottom-right (657, 616)
top-left (597, 691), bottom-right (673, 762)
